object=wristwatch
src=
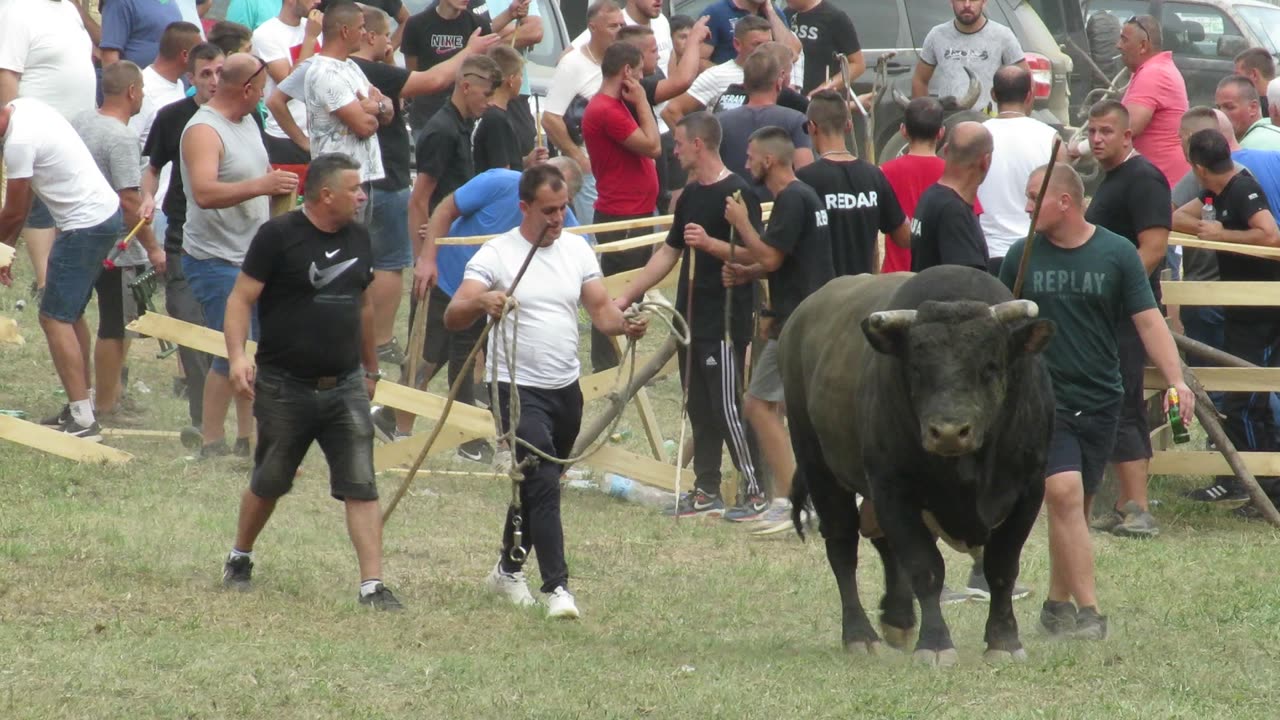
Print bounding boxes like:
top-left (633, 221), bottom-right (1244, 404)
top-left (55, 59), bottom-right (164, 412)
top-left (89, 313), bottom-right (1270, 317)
top-left (364, 369), bottom-right (383, 382)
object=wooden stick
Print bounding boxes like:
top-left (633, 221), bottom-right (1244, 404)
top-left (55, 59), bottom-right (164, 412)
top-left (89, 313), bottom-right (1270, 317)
top-left (1012, 138), bottom-right (1063, 299)
top-left (570, 333), bottom-right (680, 456)
top-left (1183, 365), bottom-right (1280, 528)
top-left (1174, 332), bottom-right (1257, 369)
top-left (724, 190), bottom-right (742, 347)
top-left (437, 203), bottom-right (775, 246)
top-left (1168, 233), bottom-right (1280, 259)
top-left (673, 249), bottom-right (697, 517)
top-left (403, 290), bottom-right (430, 388)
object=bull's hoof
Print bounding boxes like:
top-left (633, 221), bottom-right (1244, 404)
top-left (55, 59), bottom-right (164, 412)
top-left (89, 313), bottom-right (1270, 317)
top-left (844, 640), bottom-right (882, 656)
top-left (912, 648), bottom-right (959, 668)
top-left (880, 623), bottom-right (916, 651)
top-left (982, 648), bottom-right (1028, 664)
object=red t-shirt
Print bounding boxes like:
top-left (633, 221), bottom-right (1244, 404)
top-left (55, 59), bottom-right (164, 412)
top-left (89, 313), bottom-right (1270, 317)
top-left (582, 93), bottom-right (658, 216)
top-left (880, 154), bottom-right (983, 272)
top-left (1123, 51), bottom-right (1190, 187)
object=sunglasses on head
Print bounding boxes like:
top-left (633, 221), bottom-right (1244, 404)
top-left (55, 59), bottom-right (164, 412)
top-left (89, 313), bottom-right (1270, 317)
top-left (244, 57), bottom-right (268, 88)
top-left (1126, 15), bottom-right (1156, 40)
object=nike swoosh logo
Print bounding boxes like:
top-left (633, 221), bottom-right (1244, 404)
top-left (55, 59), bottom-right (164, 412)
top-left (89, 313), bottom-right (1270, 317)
top-left (309, 258), bottom-right (359, 289)
top-left (325, 249), bottom-right (340, 259)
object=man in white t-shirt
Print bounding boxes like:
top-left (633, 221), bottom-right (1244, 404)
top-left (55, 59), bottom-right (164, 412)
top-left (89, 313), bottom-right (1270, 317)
top-left (0, 0), bottom-right (99, 297)
top-left (572, 0), bottom-right (672, 71)
top-left (254, 0), bottom-right (323, 165)
top-left (303, 3), bottom-right (391, 207)
top-left (541, 0), bottom-right (625, 225)
top-left (130, 22), bottom-right (203, 240)
top-left (659, 14), bottom-right (772, 127)
top-left (977, 65), bottom-right (1061, 273)
top-left (445, 164), bottom-right (647, 620)
top-left (0, 98), bottom-right (124, 441)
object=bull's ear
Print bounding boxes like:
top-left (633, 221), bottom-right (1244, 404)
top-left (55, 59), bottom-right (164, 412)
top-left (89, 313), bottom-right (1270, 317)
top-left (862, 316), bottom-right (910, 356)
top-left (1009, 319), bottom-right (1055, 356)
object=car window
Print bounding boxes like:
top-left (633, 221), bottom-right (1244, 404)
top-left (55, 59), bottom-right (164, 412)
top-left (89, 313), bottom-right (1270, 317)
top-left (904, 1), bottom-right (1012, 48)
top-left (1236, 5), bottom-right (1280, 55)
top-left (1160, 2), bottom-right (1242, 58)
top-left (1082, 0), bottom-right (1149, 22)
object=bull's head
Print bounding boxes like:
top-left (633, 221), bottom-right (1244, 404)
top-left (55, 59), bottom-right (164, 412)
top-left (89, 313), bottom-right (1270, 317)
top-left (862, 299), bottom-right (1054, 457)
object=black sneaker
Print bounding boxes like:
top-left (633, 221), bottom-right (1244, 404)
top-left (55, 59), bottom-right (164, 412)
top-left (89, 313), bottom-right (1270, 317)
top-left (358, 582), bottom-right (404, 611)
top-left (59, 417), bottom-right (102, 442)
top-left (722, 494), bottom-right (769, 522)
top-left (233, 437), bottom-right (251, 458)
top-left (371, 405), bottom-right (398, 444)
top-left (1184, 480), bottom-right (1249, 504)
top-left (180, 425), bottom-right (203, 451)
top-left (377, 338), bottom-right (406, 367)
top-left (201, 440), bottom-right (230, 459)
top-left (1040, 600), bottom-right (1077, 636)
top-left (966, 564), bottom-right (1031, 601)
top-left (662, 488), bottom-right (725, 518)
top-left (1233, 503), bottom-right (1265, 521)
top-left (41, 404), bottom-right (71, 426)
top-left (457, 439), bottom-right (495, 464)
top-left (223, 554), bottom-right (253, 591)
top-left (1070, 606), bottom-right (1108, 640)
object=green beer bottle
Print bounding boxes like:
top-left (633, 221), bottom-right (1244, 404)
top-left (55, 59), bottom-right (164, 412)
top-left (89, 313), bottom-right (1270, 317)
top-left (1168, 387), bottom-right (1191, 444)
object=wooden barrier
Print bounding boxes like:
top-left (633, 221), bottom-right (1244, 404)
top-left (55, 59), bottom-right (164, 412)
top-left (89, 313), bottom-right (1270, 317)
top-left (437, 203), bottom-right (774, 247)
top-left (0, 415), bottom-right (133, 464)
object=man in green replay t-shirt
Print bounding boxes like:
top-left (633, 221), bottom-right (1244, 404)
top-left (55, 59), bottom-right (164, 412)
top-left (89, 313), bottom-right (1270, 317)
top-left (999, 162), bottom-right (1191, 642)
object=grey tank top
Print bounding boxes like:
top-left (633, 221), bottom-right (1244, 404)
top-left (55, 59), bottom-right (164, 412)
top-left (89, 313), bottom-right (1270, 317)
top-left (179, 105), bottom-right (270, 265)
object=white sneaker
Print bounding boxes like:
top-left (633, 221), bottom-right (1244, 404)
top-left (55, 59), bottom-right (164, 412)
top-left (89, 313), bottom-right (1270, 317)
top-left (485, 562), bottom-right (536, 607)
top-left (545, 586), bottom-right (580, 620)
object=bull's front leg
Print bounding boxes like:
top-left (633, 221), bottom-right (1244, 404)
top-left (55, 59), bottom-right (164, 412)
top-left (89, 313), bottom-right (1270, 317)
top-left (871, 482), bottom-right (956, 667)
top-left (981, 479), bottom-right (1044, 664)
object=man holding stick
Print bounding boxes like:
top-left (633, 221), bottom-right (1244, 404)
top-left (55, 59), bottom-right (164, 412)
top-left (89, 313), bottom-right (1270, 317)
top-left (221, 153), bottom-right (401, 611)
top-left (616, 111), bottom-right (765, 519)
top-left (999, 162), bottom-right (1191, 640)
top-left (445, 163), bottom-right (648, 618)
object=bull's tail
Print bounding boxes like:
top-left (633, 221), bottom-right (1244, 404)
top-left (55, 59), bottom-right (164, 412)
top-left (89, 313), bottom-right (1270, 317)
top-left (789, 471), bottom-right (809, 542)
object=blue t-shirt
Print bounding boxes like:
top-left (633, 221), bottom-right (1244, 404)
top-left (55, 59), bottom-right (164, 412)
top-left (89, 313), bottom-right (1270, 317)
top-left (101, 0), bottom-right (184, 68)
top-left (700, 0), bottom-right (780, 64)
top-left (1234, 148), bottom-right (1280, 208)
top-left (438, 168), bottom-right (580, 295)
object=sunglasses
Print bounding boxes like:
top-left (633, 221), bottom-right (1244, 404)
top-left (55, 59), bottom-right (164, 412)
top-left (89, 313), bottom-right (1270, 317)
top-left (244, 57), bottom-right (268, 88)
top-left (1126, 15), bottom-right (1157, 41)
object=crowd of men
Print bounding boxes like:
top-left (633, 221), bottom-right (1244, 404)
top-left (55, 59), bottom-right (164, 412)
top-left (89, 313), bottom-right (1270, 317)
top-left (2, 0), bottom-right (1280, 626)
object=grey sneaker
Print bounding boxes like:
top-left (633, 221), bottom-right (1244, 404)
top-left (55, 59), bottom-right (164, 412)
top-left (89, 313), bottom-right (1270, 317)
top-left (723, 494), bottom-right (769, 522)
top-left (1089, 508), bottom-right (1125, 534)
top-left (377, 338), bottom-right (406, 366)
top-left (965, 564), bottom-right (1031, 601)
top-left (180, 425), bottom-right (203, 451)
top-left (1111, 500), bottom-right (1159, 539)
top-left (371, 405), bottom-right (398, 443)
top-left (1040, 600), bottom-right (1077, 636)
top-left (1070, 606), bottom-right (1108, 640)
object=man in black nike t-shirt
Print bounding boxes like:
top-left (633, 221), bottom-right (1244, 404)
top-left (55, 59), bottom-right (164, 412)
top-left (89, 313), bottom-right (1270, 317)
top-left (219, 153), bottom-right (403, 611)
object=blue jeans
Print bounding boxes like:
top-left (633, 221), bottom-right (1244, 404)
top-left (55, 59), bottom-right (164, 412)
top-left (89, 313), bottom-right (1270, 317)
top-left (573, 171), bottom-right (597, 240)
top-left (40, 211), bottom-right (123, 323)
top-left (367, 186), bottom-right (412, 271)
top-left (182, 253), bottom-right (258, 375)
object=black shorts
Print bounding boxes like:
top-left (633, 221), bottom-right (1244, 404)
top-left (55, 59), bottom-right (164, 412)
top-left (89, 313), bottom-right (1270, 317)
top-left (422, 284), bottom-right (484, 367)
top-left (263, 133), bottom-right (310, 166)
top-left (250, 366), bottom-right (378, 502)
top-left (1111, 322), bottom-right (1152, 463)
top-left (1046, 401), bottom-right (1121, 496)
top-left (94, 265), bottom-right (142, 340)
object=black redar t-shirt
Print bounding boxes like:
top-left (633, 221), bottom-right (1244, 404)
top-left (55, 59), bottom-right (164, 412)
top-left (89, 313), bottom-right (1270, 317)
top-left (785, 0), bottom-right (861, 94)
top-left (796, 158), bottom-right (904, 276)
top-left (664, 173), bottom-right (762, 341)
top-left (712, 84), bottom-right (809, 114)
top-left (1202, 172), bottom-right (1280, 325)
top-left (401, 7), bottom-right (491, 130)
top-left (1084, 154), bottom-right (1171, 301)
top-left (910, 183), bottom-right (987, 272)
top-left (241, 211), bottom-right (374, 378)
top-left (472, 104), bottom-right (523, 172)
top-left (763, 180), bottom-right (834, 326)
top-left (352, 56), bottom-right (412, 192)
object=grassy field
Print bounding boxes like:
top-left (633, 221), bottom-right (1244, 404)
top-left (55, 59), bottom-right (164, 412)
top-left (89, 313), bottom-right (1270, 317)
top-left (1, 257), bottom-right (1279, 719)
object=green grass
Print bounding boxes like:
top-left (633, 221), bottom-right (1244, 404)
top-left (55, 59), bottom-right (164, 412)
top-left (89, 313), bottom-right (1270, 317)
top-left (1, 262), bottom-right (1279, 719)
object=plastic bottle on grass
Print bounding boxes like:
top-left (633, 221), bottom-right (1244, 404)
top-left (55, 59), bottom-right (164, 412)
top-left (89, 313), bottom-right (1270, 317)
top-left (605, 473), bottom-right (676, 508)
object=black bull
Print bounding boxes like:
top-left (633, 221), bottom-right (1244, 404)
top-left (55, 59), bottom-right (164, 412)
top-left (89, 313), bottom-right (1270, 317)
top-left (779, 267), bottom-right (1056, 665)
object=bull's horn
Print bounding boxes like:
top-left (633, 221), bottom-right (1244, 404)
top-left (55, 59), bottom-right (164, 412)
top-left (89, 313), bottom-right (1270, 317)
top-left (867, 309), bottom-right (918, 330)
top-left (989, 300), bottom-right (1039, 323)
top-left (891, 86), bottom-right (910, 110)
top-left (957, 66), bottom-right (981, 110)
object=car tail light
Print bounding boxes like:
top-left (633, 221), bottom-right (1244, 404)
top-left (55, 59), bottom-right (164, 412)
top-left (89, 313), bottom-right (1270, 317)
top-left (1026, 53), bottom-right (1053, 99)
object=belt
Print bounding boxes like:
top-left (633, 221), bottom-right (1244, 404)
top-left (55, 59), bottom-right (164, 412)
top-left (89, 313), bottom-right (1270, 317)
top-left (311, 376), bottom-right (340, 390)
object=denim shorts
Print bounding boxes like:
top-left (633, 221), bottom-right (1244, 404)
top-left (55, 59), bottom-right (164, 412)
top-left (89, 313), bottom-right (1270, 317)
top-left (250, 366), bottom-right (378, 502)
top-left (40, 211), bottom-right (123, 323)
top-left (182, 253), bottom-right (258, 375)
top-left (26, 195), bottom-right (56, 230)
top-left (367, 186), bottom-right (412, 271)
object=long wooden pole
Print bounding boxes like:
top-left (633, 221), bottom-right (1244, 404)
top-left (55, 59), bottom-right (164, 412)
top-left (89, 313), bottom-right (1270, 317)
top-left (569, 334), bottom-right (680, 457)
top-left (1012, 138), bottom-right (1063, 299)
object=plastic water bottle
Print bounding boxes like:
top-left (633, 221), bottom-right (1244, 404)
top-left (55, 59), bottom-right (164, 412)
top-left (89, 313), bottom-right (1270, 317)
top-left (662, 438), bottom-right (677, 459)
top-left (605, 473), bottom-right (676, 508)
top-left (1202, 197), bottom-right (1216, 224)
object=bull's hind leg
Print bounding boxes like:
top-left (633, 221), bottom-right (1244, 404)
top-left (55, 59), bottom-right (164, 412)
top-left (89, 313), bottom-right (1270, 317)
top-left (870, 536), bottom-right (917, 650)
top-left (982, 482), bottom-right (1044, 664)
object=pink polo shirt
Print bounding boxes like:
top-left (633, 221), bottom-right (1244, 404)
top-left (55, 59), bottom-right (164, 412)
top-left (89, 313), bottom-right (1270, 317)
top-left (1122, 51), bottom-right (1190, 187)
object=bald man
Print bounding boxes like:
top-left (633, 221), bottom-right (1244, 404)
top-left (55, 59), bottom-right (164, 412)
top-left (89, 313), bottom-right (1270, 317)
top-left (181, 52), bottom-right (299, 458)
top-left (999, 163), bottom-right (1190, 641)
top-left (910, 121), bottom-right (992, 272)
